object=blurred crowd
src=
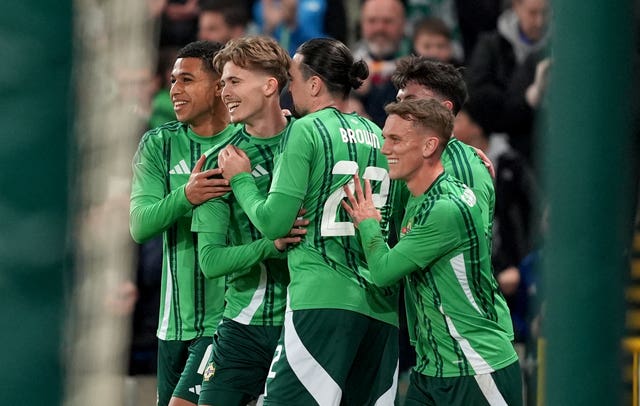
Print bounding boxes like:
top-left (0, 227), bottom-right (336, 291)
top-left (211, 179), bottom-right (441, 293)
top-left (126, 0), bottom-right (551, 403)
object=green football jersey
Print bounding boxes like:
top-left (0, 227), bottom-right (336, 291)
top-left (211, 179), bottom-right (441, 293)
top-left (192, 126), bottom-right (290, 326)
top-left (130, 121), bottom-right (237, 340)
top-left (441, 137), bottom-right (513, 341)
top-left (441, 137), bottom-right (495, 241)
top-left (362, 173), bottom-right (517, 377)
top-left (267, 107), bottom-right (399, 326)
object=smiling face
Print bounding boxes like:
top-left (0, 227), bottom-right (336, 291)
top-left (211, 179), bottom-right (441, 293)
top-left (170, 57), bottom-right (219, 126)
top-left (220, 61), bottom-right (270, 125)
top-left (381, 114), bottom-right (427, 182)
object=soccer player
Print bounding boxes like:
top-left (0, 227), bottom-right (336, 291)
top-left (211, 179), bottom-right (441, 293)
top-left (392, 56), bottom-right (495, 241)
top-left (342, 98), bottom-right (523, 406)
top-left (218, 38), bottom-right (400, 405)
top-left (129, 41), bottom-right (235, 406)
top-left (392, 57), bottom-right (514, 350)
top-left (190, 36), bottom-right (303, 406)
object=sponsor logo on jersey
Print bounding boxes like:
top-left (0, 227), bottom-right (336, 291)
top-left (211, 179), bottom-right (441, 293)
top-left (203, 362), bottom-right (216, 381)
top-left (169, 159), bottom-right (190, 175)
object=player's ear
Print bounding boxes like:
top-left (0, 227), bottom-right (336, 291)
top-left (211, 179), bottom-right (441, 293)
top-left (423, 136), bottom-right (438, 158)
top-left (264, 77), bottom-right (279, 97)
top-left (442, 100), bottom-right (454, 112)
top-left (310, 76), bottom-right (322, 97)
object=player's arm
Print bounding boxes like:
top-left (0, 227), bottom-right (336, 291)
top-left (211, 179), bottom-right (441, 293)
top-left (229, 175), bottom-right (302, 240)
top-left (343, 175), bottom-right (459, 286)
top-left (218, 125), bottom-right (310, 239)
top-left (130, 136), bottom-right (230, 243)
top-left (192, 197), bottom-right (282, 279)
top-left (129, 133), bottom-right (193, 243)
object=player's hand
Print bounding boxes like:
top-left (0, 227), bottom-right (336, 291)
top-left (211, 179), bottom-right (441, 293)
top-left (472, 147), bottom-right (496, 179)
top-left (185, 154), bottom-right (231, 205)
top-left (341, 174), bottom-right (381, 227)
top-left (218, 145), bottom-right (251, 180)
top-left (274, 208), bottom-right (309, 251)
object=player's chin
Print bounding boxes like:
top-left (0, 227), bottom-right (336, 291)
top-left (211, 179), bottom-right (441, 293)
top-left (229, 111), bottom-right (245, 123)
top-left (387, 168), bottom-right (402, 181)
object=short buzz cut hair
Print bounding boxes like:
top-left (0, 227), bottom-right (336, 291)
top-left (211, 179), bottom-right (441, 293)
top-left (385, 98), bottom-right (454, 153)
top-left (176, 40), bottom-right (224, 74)
top-left (391, 56), bottom-right (468, 115)
top-left (212, 36), bottom-right (291, 92)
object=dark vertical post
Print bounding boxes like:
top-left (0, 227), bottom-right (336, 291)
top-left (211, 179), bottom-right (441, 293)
top-left (0, 2), bottom-right (72, 405)
top-left (543, 0), bottom-right (637, 404)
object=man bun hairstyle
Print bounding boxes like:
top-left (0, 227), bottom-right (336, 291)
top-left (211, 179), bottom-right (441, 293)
top-left (296, 38), bottom-right (369, 98)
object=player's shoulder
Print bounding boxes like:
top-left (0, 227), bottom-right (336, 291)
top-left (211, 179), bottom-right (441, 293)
top-left (430, 175), bottom-right (477, 209)
top-left (141, 120), bottom-right (186, 143)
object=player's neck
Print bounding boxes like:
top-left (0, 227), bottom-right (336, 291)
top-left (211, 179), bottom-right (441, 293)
top-left (308, 94), bottom-right (340, 114)
top-left (407, 160), bottom-right (444, 197)
top-left (244, 104), bottom-right (288, 139)
top-left (190, 109), bottom-right (230, 137)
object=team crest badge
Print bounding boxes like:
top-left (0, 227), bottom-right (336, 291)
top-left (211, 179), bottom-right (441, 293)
top-left (203, 362), bottom-right (216, 381)
top-left (460, 186), bottom-right (477, 207)
top-left (401, 221), bottom-right (413, 237)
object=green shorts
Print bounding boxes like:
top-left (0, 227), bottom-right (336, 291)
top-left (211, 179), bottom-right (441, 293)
top-left (404, 360), bottom-right (522, 406)
top-left (262, 309), bottom-right (399, 406)
top-left (198, 318), bottom-right (283, 406)
top-left (157, 337), bottom-right (213, 406)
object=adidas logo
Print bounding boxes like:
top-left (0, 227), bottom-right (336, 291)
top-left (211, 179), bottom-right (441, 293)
top-left (169, 159), bottom-right (190, 175)
top-left (188, 385), bottom-right (201, 395)
top-left (251, 164), bottom-right (269, 178)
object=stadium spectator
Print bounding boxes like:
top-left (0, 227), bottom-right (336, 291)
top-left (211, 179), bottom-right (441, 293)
top-left (352, 0), bottom-right (409, 126)
top-left (252, 0), bottom-right (347, 55)
top-left (465, 0), bottom-right (550, 135)
top-left (158, 0), bottom-right (200, 47)
top-left (405, 0), bottom-right (464, 62)
top-left (411, 16), bottom-right (461, 66)
top-left (197, 0), bottom-right (250, 44)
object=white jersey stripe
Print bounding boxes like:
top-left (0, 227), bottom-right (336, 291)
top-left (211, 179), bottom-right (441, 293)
top-left (232, 264), bottom-right (267, 325)
top-left (158, 249), bottom-right (174, 339)
top-left (441, 306), bottom-right (495, 375)
top-left (450, 253), bottom-right (482, 314)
